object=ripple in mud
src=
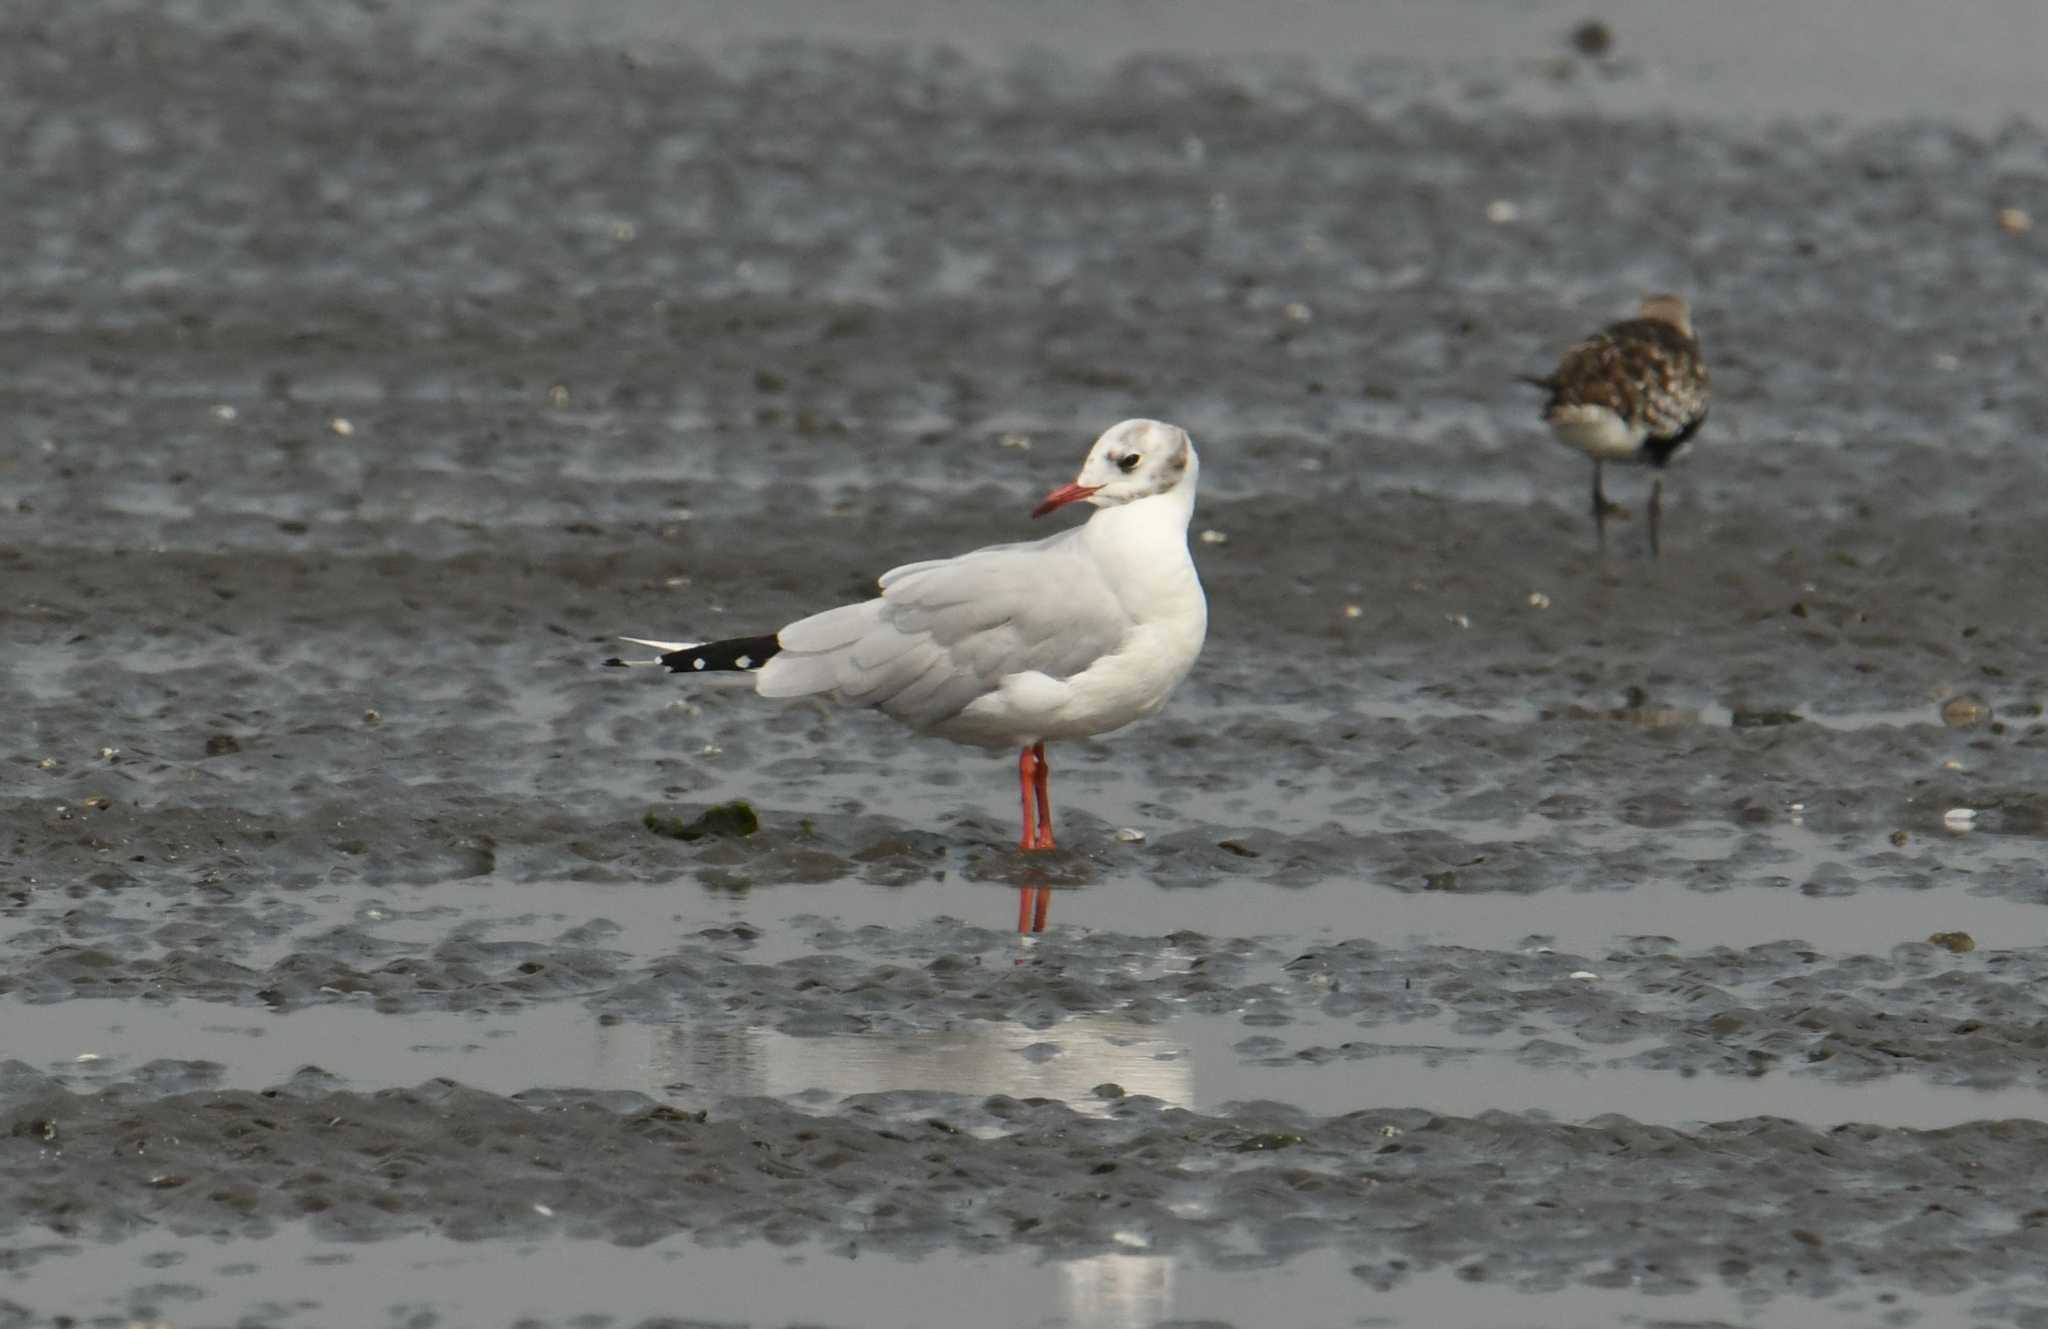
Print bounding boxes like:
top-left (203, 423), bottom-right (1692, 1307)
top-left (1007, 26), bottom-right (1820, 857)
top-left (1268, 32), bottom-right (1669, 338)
top-left (3, 1070), bottom-right (2046, 1309)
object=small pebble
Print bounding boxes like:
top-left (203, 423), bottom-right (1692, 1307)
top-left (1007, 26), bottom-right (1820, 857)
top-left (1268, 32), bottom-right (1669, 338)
top-left (37, 756), bottom-right (56, 769)
top-left (548, 384), bottom-right (571, 407)
top-left (1928, 931), bottom-right (1975, 954)
top-left (610, 220), bottom-right (638, 242)
top-left (1569, 971), bottom-right (1599, 981)
top-left (1569, 18), bottom-right (1614, 56)
top-left (1889, 830), bottom-right (1909, 847)
top-left (98, 746), bottom-right (118, 760)
top-left (533, 1203), bottom-right (556, 1217)
top-left (1445, 612), bottom-right (1471, 629)
top-left (330, 417), bottom-right (355, 437)
top-left (363, 709), bottom-right (383, 726)
top-left (1343, 604), bottom-right (1363, 619)
top-left (1485, 199), bottom-right (1520, 224)
top-left (1527, 591), bottom-right (1551, 609)
top-left (1931, 352), bottom-right (1961, 372)
top-left (210, 403), bottom-right (238, 422)
top-left (75, 1053), bottom-right (102, 1063)
top-left (1199, 529), bottom-right (1229, 545)
top-left (1282, 301), bottom-right (1313, 323)
top-left (1114, 827), bottom-right (1147, 843)
top-left (998, 432), bottom-right (1033, 451)
top-left (1942, 807), bottom-right (1977, 832)
top-left (1997, 206), bottom-right (2032, 235)
top-left (1940, 695), bottom-right (1990, 728)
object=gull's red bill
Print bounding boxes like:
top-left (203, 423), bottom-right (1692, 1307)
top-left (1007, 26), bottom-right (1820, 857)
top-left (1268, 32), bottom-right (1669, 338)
top-left (1030, 482), bottom-right (1101, 519)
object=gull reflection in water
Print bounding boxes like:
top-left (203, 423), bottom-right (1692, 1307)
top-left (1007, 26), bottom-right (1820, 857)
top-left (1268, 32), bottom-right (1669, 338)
top-left (598, 877), bottom-right (1185, 1328)
top-left (632, 1032), bottom-right (1184, 1324)
top-left (611, 878), bottom-right (1195, 1114)
top-left (1062, 1252), bottom-right (1172, 1329)
top-left (641, 1010), bottom-right (1193, 1117)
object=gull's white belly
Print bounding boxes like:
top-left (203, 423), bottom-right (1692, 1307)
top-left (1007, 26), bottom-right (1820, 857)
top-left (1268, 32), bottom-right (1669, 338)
top-left (936, 614), bottom-right (1205, 748)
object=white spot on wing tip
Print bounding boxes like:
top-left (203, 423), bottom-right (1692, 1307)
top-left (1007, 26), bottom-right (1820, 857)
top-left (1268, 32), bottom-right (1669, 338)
top-left (692, 658), bottom-right (706, 670)
top-left (735, 655), bottom-right (752, 669)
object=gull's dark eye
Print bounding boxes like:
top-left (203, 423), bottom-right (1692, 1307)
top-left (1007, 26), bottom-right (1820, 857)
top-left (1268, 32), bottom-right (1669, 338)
top-left (1116, 453), bottom-right (1142, 473)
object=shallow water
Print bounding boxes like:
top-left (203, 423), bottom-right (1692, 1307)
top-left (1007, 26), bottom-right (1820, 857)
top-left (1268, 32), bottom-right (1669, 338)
top-left (6, 0), bottom-right (2048, 1325)
top-left (15, 993), bottom-right (2048, 1131)
top-left (8, 1231), bottom-right (2010, 1329)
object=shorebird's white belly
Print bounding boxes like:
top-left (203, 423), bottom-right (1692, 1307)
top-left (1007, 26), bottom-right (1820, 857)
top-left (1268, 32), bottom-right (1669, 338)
top-left (1547, 404), bottom-right (1645, 461)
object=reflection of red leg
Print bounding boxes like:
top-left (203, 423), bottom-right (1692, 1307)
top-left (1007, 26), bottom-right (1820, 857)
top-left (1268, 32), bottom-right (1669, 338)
top-left (1031, 742), bottom-right (1055, 850)
top-left (1017, 747), bottom-right (1038, 851)
top-left (1015, 886), bottom-right (1051, 934)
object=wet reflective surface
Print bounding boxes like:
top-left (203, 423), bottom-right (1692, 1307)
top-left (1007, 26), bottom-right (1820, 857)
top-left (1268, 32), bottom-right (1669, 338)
top-left (4, 1232), bottom-right (2013, 1328)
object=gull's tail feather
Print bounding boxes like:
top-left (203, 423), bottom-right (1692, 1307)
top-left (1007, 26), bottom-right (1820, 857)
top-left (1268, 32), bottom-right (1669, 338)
top-left (604, 637), bottom-right (700, 667)
top-left (604, 634), bottom-right (782, 674)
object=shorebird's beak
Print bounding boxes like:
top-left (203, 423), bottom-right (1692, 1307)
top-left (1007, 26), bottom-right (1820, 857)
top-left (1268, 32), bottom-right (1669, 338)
top-left (1030, 481), bottom-right (1101, 519)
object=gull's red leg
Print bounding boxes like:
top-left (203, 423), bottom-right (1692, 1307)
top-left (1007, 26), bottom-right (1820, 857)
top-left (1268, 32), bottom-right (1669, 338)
top-left (1030, 742), bottom-right (1055, 850)
top-left (1017, 886), bottom-right (1033, 932)
top-left (1017, 746), bottom-right (1039, 851)
top-left (1031, 886), bottom-right (1050, 931)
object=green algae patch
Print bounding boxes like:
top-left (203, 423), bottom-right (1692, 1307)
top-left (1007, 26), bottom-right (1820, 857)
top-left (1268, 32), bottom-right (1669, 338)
top-left (645, 801), bottom-right (761, 842)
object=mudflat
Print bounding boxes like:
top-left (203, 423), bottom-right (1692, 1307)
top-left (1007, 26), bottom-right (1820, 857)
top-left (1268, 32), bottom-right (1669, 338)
top-left (3, 3), bottom-right (2047, 1325)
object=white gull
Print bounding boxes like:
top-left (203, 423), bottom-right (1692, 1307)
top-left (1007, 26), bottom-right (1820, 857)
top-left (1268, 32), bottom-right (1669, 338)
top-left (608, 418), bottom-right (1209, 851)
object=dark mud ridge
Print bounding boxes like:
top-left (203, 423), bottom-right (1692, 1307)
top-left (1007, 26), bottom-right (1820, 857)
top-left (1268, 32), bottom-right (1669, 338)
top-left (7, 1067), bottom-right (2048, 1300)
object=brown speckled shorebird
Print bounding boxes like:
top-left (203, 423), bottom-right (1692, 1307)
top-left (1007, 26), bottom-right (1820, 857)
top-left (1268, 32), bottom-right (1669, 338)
top-left (1522, 293), bottom-right (1710, 556)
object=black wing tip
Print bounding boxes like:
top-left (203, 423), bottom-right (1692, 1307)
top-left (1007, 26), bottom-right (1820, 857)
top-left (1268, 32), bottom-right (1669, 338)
top-left (658, 633), bottom-right (784, 674)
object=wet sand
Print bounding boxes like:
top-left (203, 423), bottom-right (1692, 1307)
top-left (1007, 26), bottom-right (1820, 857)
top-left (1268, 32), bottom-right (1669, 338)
top-left (4, 1), bottom-right (2048, 1325)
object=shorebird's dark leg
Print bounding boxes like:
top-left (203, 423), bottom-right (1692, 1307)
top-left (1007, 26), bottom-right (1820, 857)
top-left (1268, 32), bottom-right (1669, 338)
top-left (1030, 742), bottom-right (1055, 851)
top-left (1648, 476), bottom-right (1664, 559)
top-left (1017, 747), bottom-right (1039, 851)
top-left (1590, 461), bottom-right (1608, 552)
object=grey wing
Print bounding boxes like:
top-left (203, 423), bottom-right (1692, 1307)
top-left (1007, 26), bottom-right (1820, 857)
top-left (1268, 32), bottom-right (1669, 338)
top-left (756, 533), bottom-right (1131, 729)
